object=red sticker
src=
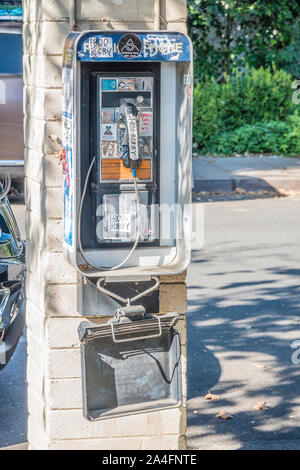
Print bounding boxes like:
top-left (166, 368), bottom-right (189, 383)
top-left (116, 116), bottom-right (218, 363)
top-left (139, 111), bottom-right (153, 136)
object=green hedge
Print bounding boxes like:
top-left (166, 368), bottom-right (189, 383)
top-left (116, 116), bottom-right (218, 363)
top-left (193, 68), bottom-right (300, 156)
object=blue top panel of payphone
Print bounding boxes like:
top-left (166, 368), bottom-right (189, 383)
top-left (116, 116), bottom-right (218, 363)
top-left (75, 31), bottom-right (191, 62)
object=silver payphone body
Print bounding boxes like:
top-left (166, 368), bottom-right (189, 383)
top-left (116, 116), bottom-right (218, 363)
top-left (62, 31), bottom-right (193, 278)
top-left (62, 31), bottom-right (193, 421)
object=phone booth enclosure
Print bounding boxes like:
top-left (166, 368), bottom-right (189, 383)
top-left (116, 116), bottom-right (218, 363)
top-left (62, 31), bottom-right (193, 278)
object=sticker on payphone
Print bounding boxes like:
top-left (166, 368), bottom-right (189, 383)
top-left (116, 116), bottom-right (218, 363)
top-left (101, 142), bottom-right (118, 158)
top-left (114, 109), bottom-right (121, 122)
top-left (136, 77), bottom-right (153, 91)
top-left (117, 125), bottom-right (127, 154)
top-left (101, 108), bottom-right (115, 123)
top-left (101, 79), bottom-right (117, 91)
top-left (98, 192), bottom-right (155, 242)
top-left (89, 37), bottom-right (113, 58)
top-left (139, 137), bottom-right (152, 156)
top-left (101, 194), bottom-right (136, 240)
top-left (100, 123), bottom-right (117, 141)
top-left (107, 214), bottom-right (132, 233)
top-left (117, 79), bottom-right (136, 91)
top-left (139, 111), bottom-right (153, 136)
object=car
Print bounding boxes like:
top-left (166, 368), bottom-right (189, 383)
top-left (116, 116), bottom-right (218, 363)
top-left (0, 278), bottom-right (25, 370)
top-left (0, 4), bottom-right (25, 371)
top-left (0, 4), bottom-right (23, 181)
top-left (0, 176), bottom-right (25, 370)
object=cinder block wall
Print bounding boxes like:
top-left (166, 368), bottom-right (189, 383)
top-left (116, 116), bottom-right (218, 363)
top-left (24, 0), bottom-right (188, 450)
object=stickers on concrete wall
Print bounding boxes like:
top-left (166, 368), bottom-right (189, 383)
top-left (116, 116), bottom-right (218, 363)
top-left (62, 33), bottom-right (77, 248)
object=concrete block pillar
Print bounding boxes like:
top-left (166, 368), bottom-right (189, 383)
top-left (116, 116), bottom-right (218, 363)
top-left (24, 0), bottom-right (188, 450)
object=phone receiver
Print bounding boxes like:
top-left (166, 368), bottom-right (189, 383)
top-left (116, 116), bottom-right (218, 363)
top-left (120, 102), bottom-right (142, 170)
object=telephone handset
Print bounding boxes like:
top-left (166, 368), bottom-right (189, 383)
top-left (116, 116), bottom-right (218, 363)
top-left (120, 102), bottom-right (141, 171)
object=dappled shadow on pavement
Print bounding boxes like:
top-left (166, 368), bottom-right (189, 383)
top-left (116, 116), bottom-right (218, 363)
top-left (187, 240), bottom-right (300, 450)
top-left (0, 333), bottom-right (27, 448)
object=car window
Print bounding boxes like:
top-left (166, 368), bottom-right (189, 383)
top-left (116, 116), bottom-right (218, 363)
top-left (0, 33), bottom-right (22, 74)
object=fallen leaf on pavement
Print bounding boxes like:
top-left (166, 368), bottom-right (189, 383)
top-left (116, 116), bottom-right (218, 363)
top-left (253, 363), bottom-right (267, 369)
top-left (216, 410), bottom-right (232, 420)
top-left (235, 187), bottom-right (246, 194)
top-left (205, 391), bottom-right (220, 401)
top-left (254, 401), bottom-right (268, 411)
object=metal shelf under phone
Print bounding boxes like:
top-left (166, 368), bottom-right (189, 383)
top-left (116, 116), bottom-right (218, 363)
top-left (78, 312), bottom-right (182, 421)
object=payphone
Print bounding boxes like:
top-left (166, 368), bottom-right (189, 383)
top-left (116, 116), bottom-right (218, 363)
top-left (62, 31), bottom-right (193, 278)
top-left (62, 31), bottom-right (192, 421)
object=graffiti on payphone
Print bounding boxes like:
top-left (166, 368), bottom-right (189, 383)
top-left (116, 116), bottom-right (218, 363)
top-left (62, 35), bottom-right (77, 247)
top-left (77, 32), bottom-right (191, 62)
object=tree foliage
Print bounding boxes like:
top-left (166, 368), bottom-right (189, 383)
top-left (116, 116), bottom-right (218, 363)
top-left (188, 0), bottom-right (300, 82)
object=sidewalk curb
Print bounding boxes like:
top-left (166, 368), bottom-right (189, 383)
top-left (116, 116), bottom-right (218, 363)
top-left (192, 156), bottom-right (300, 194)
top-left (193, 179), bottom-right (233, 193)
top-left (193, 176), bottom-right (300, 194)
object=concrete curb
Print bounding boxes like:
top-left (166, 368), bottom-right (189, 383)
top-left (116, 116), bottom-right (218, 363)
top-left (192, 156), bottom-right (300, 194)
top-left (193, 176), bottom-right (300, 194)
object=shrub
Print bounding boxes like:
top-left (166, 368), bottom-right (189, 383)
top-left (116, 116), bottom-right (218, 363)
top-left (284, 115), bottom-right (300, 155)
top-left (193, 67), bottom-right (298, 155)
top-left (210, 121), bottom-right (289, 155)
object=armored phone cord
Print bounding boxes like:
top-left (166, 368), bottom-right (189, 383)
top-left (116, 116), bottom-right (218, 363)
top-left (77, 157), bottom-right (141, 274)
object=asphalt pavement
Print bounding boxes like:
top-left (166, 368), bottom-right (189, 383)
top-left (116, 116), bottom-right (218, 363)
top-left (187, 195), bottom-right (300, 449)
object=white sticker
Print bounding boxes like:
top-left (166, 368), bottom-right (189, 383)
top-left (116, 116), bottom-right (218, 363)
top-left (107, 214), bottom-right (131, 233)
top-left (88, 36), bottom-right (113, 58)
top-left (101, 123), bottom-right (117, 141)
top-left (184, 73), bottom-right (191, 85)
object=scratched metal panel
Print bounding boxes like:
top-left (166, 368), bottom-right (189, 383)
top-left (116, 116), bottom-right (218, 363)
top-left (79, 320), bottom-right (181, 420)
